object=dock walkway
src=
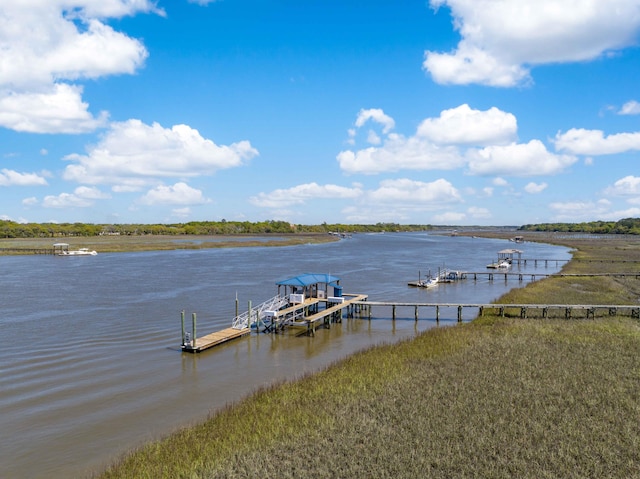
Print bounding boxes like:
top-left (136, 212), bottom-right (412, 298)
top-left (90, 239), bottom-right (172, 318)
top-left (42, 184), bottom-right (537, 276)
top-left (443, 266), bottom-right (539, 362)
top-left (182, 327), bottom-right (251, 353)
top-left (287, 294), bottom-right (368, 335)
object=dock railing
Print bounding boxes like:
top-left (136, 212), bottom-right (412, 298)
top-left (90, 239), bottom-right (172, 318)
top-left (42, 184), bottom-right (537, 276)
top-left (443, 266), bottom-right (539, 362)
top-left (231, 294), bottom-right (289, 330)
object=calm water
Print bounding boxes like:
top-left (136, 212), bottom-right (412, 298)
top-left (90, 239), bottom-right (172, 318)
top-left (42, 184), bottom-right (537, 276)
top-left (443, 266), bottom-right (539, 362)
top-left (0, 233), bottom-right (570, 478)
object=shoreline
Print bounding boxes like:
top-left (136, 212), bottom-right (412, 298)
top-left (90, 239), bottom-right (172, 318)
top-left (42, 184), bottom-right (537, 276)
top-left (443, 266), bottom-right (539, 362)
top-left (0, 233), bottom-right (338, 254)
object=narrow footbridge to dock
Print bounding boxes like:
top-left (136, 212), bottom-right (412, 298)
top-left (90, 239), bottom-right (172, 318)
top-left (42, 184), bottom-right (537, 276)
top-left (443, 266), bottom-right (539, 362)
top-left (351, 300), bottom-right (640, 323)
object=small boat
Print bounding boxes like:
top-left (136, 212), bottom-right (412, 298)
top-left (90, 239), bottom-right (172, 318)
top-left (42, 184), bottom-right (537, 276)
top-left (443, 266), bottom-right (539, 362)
top-left (422, 276), bottom-right (439, 287)
top-left (486, 259), bottom-right (511, 269)
top-left (59, 248), bottom-right (98, 256)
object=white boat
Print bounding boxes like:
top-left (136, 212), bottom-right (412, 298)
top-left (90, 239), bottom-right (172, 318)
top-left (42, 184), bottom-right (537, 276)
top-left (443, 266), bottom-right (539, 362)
top-left (486, 259), bottom-right (511, 269)
top-left (58, 248), bottom-right (97, 256)
top-left (423, 276), bottom-right (439, 287)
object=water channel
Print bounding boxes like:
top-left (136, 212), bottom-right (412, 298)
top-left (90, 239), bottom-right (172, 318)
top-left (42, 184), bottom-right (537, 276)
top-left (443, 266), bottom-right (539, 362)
top-left (0, 232), bottom-right (571, 478)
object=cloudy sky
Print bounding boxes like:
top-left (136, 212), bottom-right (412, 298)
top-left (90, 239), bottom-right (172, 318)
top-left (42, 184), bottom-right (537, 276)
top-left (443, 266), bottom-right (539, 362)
top-left (1, 0), bottom-right (640, 225)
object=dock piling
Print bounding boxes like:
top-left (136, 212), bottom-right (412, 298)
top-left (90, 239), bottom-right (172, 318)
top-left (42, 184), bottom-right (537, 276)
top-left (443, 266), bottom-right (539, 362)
top-left (181, 310), bottom-right (185, 345)
top-left (192, 313), bottom-right (197, 348)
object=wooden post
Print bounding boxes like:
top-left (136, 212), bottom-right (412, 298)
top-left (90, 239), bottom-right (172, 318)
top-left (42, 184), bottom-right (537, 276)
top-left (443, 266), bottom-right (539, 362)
top-left (457, 305), bottom-right (462, 322)
top-left (415, 305), bottom-right (418, 322)
top-left (248, 300), bottom-right (252, 331)
top-left (235, 293), bottom-right (239, 319)
top-left (436, 305), bottom-right (439, 323)
top-left (479, 306), bottom-right (484, 317)
top-left (181, 310), bottom-right (185, 345)
top-left (392, 305), bottom-right (396, 321)
top-left (192, 312), bottom-right (196, 348)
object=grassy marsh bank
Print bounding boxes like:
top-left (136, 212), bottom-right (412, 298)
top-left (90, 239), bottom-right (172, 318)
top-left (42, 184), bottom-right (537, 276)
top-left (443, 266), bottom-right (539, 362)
top-left (96, 234), bottom-right (640, 478)
top-left (0, 233), bottom-right (336, 254)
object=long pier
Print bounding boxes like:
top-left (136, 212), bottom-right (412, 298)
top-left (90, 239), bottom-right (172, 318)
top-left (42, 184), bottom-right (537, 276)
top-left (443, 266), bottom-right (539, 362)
top-left (352, 301), bottom-right (640, 322)
top-left (409, 271), bottom-right (640, 286)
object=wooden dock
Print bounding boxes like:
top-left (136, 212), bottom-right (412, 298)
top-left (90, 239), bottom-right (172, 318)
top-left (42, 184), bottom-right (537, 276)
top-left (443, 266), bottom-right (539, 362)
top-left (351, 301), bottom-right (640, 322)
top-left (287, 294), bottom-right (369, 335)
top-left (181, 293), bottom-right (369, 352)
top-left (182, 326), bottom-right (251, 353)
top-left (409, 271), bottom-right (640, 286)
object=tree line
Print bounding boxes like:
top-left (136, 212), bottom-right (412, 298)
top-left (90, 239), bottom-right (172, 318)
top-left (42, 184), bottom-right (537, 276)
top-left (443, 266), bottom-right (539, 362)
top-left (0, 220), bottom-right (434, 238)
top-left (520, 217), bottom-right (640, 235)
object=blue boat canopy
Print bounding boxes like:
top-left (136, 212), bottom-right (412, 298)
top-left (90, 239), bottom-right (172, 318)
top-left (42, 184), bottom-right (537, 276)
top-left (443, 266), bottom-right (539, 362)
top-left (276, 273), bottom-right (340, 287)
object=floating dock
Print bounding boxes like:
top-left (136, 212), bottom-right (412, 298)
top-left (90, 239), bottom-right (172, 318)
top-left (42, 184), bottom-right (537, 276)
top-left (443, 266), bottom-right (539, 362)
top-left (181, 326), bottom-right (251, 353)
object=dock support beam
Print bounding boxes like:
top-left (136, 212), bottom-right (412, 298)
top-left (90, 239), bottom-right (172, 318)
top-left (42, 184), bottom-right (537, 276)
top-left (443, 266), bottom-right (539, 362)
top-left (392, 305), bottom-right (396, 321)
top-left (435, 305), bottom-right (439, 324)
top-left (457, 305), bottom-right (462, 322)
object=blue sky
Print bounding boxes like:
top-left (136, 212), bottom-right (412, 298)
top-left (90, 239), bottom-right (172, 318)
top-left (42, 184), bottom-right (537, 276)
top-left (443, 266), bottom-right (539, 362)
top-left (1, 0), bottom-right (640, 226)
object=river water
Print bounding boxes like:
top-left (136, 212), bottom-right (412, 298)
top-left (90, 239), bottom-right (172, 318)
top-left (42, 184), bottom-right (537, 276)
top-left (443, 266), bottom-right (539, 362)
top-left (0, 233), bottom-right (570, 478)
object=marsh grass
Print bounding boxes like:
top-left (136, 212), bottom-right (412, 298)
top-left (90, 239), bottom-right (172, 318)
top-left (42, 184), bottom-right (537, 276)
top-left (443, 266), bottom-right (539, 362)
top-left (96, 233), bottom-right (640, 478)
top-left (0, 234), bottom-right (335, 254)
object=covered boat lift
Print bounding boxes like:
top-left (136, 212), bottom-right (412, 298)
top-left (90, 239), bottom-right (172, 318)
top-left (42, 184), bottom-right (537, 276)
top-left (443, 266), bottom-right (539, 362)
top-left (275, 273), bottom-right (343, 303)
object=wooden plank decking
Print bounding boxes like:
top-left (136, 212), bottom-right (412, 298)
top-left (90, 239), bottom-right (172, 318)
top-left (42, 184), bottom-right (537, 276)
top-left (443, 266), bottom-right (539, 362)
top-left (182, 327), bottom-right (250, 353)
top-left (288, 294), bottom-right (369, 330)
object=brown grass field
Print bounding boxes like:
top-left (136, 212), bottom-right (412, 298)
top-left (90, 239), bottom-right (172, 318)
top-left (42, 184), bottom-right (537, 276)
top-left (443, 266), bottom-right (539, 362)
top-left (89, 232), bottom-right (640, 478)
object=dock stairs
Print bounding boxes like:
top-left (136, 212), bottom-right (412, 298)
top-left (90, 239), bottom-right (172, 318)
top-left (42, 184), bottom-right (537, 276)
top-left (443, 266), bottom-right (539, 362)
top-left (231, 294), bottom-right (289, 330)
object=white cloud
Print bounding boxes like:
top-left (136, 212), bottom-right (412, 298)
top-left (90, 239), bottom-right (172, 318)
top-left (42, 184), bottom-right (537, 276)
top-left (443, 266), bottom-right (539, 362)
top-left (42, 185), bottom-right (110, 208)
top-left (74, 186), bottom-right (111, 200)
top-left (417, 104), bottom-right (517, 146)
top-left (467, 140), bottom-right (578, 176)
top-left (250, 182), bottom-right (362, 209)
top-left (554, 128), bottom-right (640, 155)
top-left (492, 177), bottom-right (508, 187)
top-left (337, 137), bottom-right (463, 174)
top-left (63, 119), bottom-right (258, 188)
top-left (619, 100), bottom-right (640, 115)
top-left (424, 0), bottom-right (640, 86)
top-left (340, 105), bottom-right (525, 175)
top-left (354, 108), bottom-right (395, 133)
top-left (433, 211), bottom-right (466, 223)
top-left (524, 182), bottom-right (548, 194)
top-left (367, 178), bottom-right (462, 205)
top-left (0, 84), bottom-right (108, 133)
top-left (604, 176), bottom-right (640, 196)
top-left (550, 200), bottom-right (640, 222)
top-left (366, 130), bottom-right (382, 145)
top-left (548, 200), bottom-right (608, 221)
top-left (0, 169), bottom-right (48, 186)
top-left (138, 182), bottom-right (210, 206)
top-left (0, 1), bottom-right (161, 133)
top-left (171, 207), bottom-right (192, 218)
top-left (467, 206), bottom-right (491, 219)
top-left (22, 197), bottom-right (38, 206)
